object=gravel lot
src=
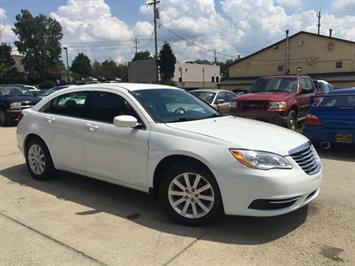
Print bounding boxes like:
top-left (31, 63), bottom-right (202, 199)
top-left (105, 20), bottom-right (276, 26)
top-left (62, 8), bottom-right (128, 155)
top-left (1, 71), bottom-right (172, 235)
top-left (0, 126), bottom-right (354, 265)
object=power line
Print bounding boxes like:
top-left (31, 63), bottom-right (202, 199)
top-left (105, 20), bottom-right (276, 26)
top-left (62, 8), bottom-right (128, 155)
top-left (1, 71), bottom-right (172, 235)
top-left (159, 23), bottom-right (237, 59)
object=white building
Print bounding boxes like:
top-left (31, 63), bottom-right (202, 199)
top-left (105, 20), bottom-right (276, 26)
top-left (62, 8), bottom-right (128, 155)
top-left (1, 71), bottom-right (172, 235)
top-left (173, 63), bottom-right (221, 89)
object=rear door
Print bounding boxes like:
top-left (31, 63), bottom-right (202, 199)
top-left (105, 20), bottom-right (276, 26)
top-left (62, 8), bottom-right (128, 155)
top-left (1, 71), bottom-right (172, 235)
top-left (38, 91), bottom-right (92, 172)
top-left (316, 95), bottom-right (355, 129)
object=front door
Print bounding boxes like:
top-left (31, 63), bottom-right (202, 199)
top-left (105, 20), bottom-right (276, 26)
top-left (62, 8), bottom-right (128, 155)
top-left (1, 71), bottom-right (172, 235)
top-left (83, 91), bottom-right (149, 188)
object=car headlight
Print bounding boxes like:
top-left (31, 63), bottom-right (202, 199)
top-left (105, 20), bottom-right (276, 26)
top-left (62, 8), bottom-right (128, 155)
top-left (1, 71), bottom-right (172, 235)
top-left (269, 101), bottom-right (287, 109)
top-left (10, 102), bottom-right (22, 109)
top-left (229, 149), bottom-right (293, 170)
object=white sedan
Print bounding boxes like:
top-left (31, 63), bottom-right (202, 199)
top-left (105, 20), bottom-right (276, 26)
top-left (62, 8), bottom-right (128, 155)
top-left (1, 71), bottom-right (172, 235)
top-left (17, 84), bottom-right (322, 225)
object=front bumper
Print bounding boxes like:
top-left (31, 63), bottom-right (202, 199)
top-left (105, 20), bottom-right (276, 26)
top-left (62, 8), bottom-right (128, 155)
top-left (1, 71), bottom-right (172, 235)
top-left (5, 109), bottom-right (22, 123)
top-left (230, 110), bottom-right (289, 127)
top-left (214, 158), bottom-right (322, 217)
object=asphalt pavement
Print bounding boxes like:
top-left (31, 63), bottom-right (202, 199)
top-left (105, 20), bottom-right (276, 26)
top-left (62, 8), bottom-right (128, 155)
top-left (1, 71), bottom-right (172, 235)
top-left (0, 126), bottom-right (354, 265)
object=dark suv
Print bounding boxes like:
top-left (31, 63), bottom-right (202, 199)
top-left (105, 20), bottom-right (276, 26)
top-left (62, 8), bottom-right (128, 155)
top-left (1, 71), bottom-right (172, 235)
top-left (0, 86), bottom-right (41, 125)
top-left (230, 75), bottom-right (315, 130)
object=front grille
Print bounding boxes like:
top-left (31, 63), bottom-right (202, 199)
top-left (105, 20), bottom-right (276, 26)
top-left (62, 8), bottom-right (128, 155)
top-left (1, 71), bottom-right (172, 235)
top-left (238, 101), bottom-right (268, 110)
top-left (290, 143), bottom-right (321, 175)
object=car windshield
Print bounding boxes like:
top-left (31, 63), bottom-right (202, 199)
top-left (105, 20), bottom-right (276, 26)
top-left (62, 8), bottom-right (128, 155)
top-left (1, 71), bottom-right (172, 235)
top-left (190, 91), bottom-right (216, 104)
top-left (250, 78), bottom-right (297, 93)
top-left (131, 89), bottom-right (222, 123)
top-left (0, 86), bottom-right (33, 96)
top-left (318, 95), bottom-right (355, 107)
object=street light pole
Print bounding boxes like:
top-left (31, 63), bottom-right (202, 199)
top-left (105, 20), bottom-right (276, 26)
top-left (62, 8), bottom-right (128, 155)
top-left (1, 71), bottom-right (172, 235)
top-left (63, 47), bottom-right (69, 82)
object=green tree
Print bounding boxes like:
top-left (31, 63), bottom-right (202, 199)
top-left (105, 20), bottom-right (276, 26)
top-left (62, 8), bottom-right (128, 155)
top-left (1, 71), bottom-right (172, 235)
top-left (0, 43), bottom-right (16, 80)
top-left (218, 59), bottom-right (234, 78)
top-left (71, 52), bottom-right (91, 77)
top-left (12, 9), bottom-right (63, 82)
top-left (117, 63), bottom-right (128, 81)
top-left (132, 50), bottom-right (152, 61)
top-left (159, 42), bottom-right (176, 82)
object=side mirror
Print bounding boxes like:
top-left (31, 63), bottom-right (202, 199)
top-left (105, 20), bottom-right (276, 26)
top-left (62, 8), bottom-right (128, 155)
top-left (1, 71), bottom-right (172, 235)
top-left (216, 98), bottom-right (225, 104)
top-left (113, 115), bottom-right (138, 128)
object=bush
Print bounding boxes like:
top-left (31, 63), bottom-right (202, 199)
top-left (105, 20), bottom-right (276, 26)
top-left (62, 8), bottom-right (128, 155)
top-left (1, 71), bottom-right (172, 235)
top-left (38, 80), bottom-right (56, 89)
top-left (161, 79), bottom-right (176, 86)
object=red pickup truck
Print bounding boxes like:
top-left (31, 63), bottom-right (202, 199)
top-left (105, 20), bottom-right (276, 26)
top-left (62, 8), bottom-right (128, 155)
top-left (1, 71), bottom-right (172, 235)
top-left (230, 75), bottom-right (315, 130)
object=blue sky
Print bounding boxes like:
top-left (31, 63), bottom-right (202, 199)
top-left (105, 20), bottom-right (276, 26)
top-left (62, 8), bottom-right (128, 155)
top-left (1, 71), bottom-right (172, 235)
top-left (1, 0), bottom-right (354, 63)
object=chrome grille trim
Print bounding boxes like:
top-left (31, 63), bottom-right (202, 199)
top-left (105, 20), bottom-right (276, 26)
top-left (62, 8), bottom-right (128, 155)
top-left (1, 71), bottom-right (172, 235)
top-left (289, 142), bottom-right (321, 175)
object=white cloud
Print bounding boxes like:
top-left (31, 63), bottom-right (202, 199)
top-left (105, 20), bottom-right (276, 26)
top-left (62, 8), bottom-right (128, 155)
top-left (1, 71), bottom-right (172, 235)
top-left (50, 0), bottom-right (135, 62)
top-left (275, 0), bottom-right (303, 8)
top-left (332, 0), bottom-right (355, 11)
top-left (0, 8), bottom-right (16, 44)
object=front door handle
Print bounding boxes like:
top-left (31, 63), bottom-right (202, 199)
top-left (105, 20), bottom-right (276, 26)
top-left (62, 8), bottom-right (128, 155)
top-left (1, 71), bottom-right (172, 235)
top-left (45, 116), bottom-right (55, 124)
top-left (85, 123), bottom-right (99, 132)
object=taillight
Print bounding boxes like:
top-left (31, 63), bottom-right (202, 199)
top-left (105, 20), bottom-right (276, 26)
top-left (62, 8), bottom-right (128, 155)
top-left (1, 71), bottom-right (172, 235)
top-left (18, 112), bottom-right (24, 122)
top-left (305, 114), bottom-right (322, 126)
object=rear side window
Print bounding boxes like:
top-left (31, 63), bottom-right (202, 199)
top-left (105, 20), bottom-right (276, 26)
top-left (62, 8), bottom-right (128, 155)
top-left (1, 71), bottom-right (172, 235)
top-left (319, 95), bottom-right (355, 107)
top-left (39, 91), bottom-right (90, 119)
top-left (89, 92), bottom-right (139, 123)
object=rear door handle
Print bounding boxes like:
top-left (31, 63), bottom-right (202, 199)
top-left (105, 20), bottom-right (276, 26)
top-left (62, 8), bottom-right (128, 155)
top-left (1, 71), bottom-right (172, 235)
top-left (85, 123), bottom-right (99, 132)
top-left (45, 116), bottom-right (55, 124)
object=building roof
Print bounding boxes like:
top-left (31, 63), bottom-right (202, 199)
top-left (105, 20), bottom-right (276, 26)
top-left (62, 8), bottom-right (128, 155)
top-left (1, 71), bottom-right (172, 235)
top-left (228, 31), bottom-right (355, 68)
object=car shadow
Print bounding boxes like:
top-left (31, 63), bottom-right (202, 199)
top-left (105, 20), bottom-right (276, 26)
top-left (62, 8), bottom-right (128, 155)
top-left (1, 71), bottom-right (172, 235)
top-left (316, 143), bottom-right (355, 162)
top-left (0, 164), bottom-right (309, 245)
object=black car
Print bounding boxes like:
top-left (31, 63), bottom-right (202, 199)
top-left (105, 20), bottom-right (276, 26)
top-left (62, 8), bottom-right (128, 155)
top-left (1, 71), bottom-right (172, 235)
top-left (0, 86), bottom-right (41, 125)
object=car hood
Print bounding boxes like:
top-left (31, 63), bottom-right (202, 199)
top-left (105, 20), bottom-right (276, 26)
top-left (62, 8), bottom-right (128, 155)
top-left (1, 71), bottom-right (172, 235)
top-left (1, 95), bottom-right (42, 104)
top-left (236, 92), bottom-right (297, 102)
top-left (166, 116), bottom-right (308, 156)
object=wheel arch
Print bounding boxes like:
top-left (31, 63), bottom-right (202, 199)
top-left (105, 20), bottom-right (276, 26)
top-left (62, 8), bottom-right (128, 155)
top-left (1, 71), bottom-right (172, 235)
top-left (23, 133), bottom-right (49, 152)
top-left (150, 154), bottom-right (217, 198)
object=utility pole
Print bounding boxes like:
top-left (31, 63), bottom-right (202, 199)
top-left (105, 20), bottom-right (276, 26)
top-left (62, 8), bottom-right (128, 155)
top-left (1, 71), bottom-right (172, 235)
top-left (317, 10), bottom-right (321, 35)
top-left (284, 30), bottom-right (289, 75)
top-left (147, 0), bottom-right (160, 83)
top-left (213, 49), bottom-right (217, 64)
top-left (134, 38), bottom-right (138, 54)
top-left (63, 47), bottom-right (70, 82)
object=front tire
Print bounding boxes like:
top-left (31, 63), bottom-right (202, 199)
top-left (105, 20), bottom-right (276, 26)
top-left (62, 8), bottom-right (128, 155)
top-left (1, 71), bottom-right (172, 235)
top-left (159, 162), bottom-right (223, 225)
top-left (25, 138), bottom-right (56, 180)
top-left (287, 110), bottom-right (298, 131)
top-left (0, 109), bottom-right (8, 126)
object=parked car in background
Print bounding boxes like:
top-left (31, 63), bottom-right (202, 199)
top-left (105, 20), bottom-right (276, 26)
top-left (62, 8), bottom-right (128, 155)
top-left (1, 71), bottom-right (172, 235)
top-left (313, 80), bottom-right (333, 95)
top-left (304, 88), bottom-right (355, 149)
top-left (190, 89), bottom-right (236, 114)
top-left (0, 86), bottom-right (41, 125)
top-left (230, 75), bottom-right (315, 130)
top-left (37, 85), bottom-right (73, 98)
top-left (17, 83), bottom-right (322, 225)
top-left (0, 84), bottom-right (40, 96)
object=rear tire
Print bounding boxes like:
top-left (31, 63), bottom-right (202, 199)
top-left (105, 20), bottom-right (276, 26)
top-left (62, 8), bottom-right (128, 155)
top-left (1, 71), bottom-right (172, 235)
top-left (159, 162), bottom-right (223, 225)
top-left (25, 138), bottom-right (56, 180)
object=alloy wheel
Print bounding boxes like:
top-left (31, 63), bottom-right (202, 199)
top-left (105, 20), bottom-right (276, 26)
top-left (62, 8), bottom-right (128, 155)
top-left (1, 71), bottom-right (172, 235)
top-left (168, 172), bottom-right (215, 219)
top-left (28, 144), bottom-right (46, 175)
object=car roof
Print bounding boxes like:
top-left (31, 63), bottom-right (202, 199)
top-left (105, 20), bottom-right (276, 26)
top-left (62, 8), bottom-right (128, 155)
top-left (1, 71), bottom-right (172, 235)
top-left (191, 89), bottom-right (233, 93)
top-left (68, 83), bottom-right (179, 92)
top-left (328, 88), bottom-right (355, 95)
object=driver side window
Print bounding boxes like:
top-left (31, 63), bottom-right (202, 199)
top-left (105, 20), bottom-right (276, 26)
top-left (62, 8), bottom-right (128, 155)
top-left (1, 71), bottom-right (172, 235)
top-left (89, 92), bottom-right (139, 124)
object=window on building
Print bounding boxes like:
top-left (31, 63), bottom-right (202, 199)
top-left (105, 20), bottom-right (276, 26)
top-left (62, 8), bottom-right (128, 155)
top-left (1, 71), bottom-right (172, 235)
top-left (277, 65), bottom-right (284, 72)
top-left (211, 76), bottom-right (215, 82)
top-left (179, 77), bottom-right (182, 82)
top-left (216, 76), bottom-right (219, 82)
top-left (336, 62), bottom-right (343, 68)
